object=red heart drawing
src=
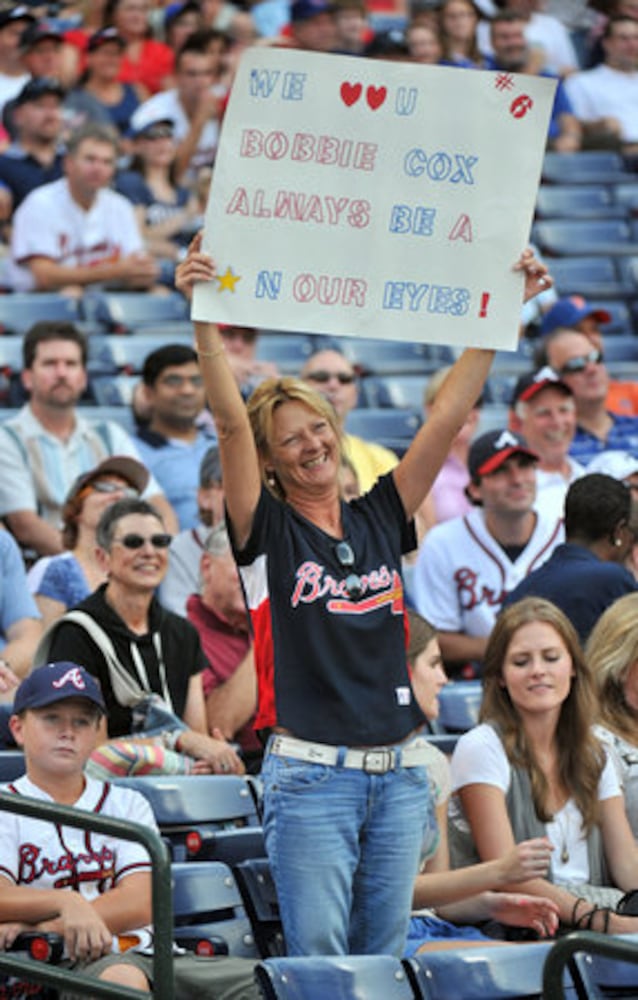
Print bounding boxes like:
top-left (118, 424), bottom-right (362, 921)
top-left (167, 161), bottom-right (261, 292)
top-left (366, 85), bottom-right (387, 110)
top-left (340, 82), bottom-right (362, 106)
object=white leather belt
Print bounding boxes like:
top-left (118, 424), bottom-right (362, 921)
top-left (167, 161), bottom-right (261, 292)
top-left (269, 735), bottom-right (430, 774)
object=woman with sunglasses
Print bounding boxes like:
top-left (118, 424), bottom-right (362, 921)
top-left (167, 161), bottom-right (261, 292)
top-left (176, 235), bottom-right (551, 957)
top-left (38, 495), bottom-right (244, 776)
top-left (28, 456), bottom-right (149, 631)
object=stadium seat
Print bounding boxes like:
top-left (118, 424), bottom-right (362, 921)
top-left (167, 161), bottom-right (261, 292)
top-left (599, 335), bottom-right (638, 362)
top-left (532, 220), bottom-right (638, 257)
top-left (91, 374), bottom-right (139, 407)
top-left (234, 857), bottom-right (285, 959)
top-left (358, 374), bottom-right (429, 410)
top-left (255, 333), bottom-right (318, 374)
top-left (543, 931), bottom-right (638, 1000)
top-left (405, 941), bottom-right (574, 999)
top-left (0, 293), bottom-right (81, 335)
top-left (82, 290), bottom-right (189, 333)
top-left (77, 405), bottom-right (136, 434)
top-left (547, 256), bottom-right (630, 299)
top-left (587, 299), bottom-right (634, 336)
top-left (535, 185), bottom-right (625, 220)
top-left (171, 862), bottom-right (258, 958)
top-left (87, 331), bottom-right (194, 373)
top-left (437, 680), bottom-right (482, 732)
top-left (614, 183), bottom-right (638, 215)
top-left (256, 955), bottom-right (416, 1000)
top-left (0, 751), bottom-right (25, 782)
top-left (344, 407), bottom-right (421, 456)
top-left (337, 338), bottom-right (454, 376)
top-left (616, 255), bottom-right (638, 292)
top-left (541, 151), bottom-right (631, 186)
top-left (114, 774), bottom-right (264, 865)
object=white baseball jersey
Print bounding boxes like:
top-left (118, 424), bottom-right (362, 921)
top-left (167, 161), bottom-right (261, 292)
top-left (8, 178), bottom-right (144, 292)
top-left (0, 774), bottom-right (156, 948)
top-left (412, 507), bottom-right (564, 637)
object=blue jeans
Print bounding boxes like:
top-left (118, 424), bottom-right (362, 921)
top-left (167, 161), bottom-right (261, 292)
top-left (261, 744), bottom-right (434, 957)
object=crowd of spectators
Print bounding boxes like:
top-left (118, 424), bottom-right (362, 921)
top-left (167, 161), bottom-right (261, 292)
top-left (0, 0), bottom-right (637, 986)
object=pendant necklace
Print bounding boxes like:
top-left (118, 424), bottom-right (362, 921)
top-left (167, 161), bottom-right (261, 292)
top-left (556, 810), bottom-right (570, 865)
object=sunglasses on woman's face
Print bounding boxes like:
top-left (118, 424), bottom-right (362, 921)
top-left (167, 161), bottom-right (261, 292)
top-left (111, 533), bottom-right (172, 550)
top-left (334, 540), bottom-right (363, 599)
top-left (91, 481), bottom-right (139, 498)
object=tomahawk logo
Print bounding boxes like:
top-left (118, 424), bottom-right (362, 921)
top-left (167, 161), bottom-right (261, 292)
top-left (493, 430), bottom-right (520, 450)
top-left (51, 667), bottom-right (86, 691)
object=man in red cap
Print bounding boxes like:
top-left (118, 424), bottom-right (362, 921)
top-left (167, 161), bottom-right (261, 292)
top-left (509, 366), bottom-right (585, 522)
top-left (412, 428), bottom-right (563, 675)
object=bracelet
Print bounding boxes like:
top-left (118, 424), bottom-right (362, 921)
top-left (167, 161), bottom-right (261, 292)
top-left (196, 345), bottom-right (225, 360)
top-left (159, 729), bottom-right (182, 751)
top-left (571, 897), bottom-right (587, 926)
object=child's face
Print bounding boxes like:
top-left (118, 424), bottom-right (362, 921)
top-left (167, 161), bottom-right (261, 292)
top-left (10, 699), bottom-right (101, 778)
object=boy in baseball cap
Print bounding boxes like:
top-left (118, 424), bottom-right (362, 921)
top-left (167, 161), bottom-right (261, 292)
top-left (3, 661), bottom-right (259, 997)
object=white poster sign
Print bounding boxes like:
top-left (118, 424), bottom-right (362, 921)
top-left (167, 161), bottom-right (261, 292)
top-left (193, 49), bottom-right (556, 350)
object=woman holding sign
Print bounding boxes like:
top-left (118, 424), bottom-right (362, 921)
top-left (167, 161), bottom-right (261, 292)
top-left (176, 236), bottom-right (551, 957)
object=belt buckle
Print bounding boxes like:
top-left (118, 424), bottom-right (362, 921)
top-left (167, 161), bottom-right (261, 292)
top-left (362, 749), bottom-right (394, 774)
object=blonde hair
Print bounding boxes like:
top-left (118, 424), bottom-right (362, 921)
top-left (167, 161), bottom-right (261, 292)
top-left (246, 377), bottom-right (343, 499)
top-left (423, 366), bottom-right (453, 409)
top-left (586, 592), bottom-right (638, 744)
top-left (481, 598), bottom-right (605, 831)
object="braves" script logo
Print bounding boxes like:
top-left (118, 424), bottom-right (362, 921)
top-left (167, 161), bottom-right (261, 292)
top-left (454, 567), bottom-right (506, 611)
top-left (291, 562), bottom-right (403, 615)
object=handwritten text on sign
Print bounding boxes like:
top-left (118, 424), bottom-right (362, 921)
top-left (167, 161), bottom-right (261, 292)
top-left (193, 51), bottom-right (556, 349)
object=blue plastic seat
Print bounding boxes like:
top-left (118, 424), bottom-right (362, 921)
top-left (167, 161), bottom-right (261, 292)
top-left (337, 337), bottom-right (454, 376)
top-left (541, 151), bottom-right (630, 186)
top-left (234, 857), bottom-right (285, 958)
top-left (437, 680), bottom-right (482, 732)
top-left (548, 256), bottom-right (629, 299)
top-left (171, 861), bottom-right (258, 958)
top-left (114, 774), bottom-right (264, 865)
top-left (87, 330), bottom-right (194, 373)
top-left (345, 407), bottom-right (421, 456)
top-left (359, 374), bottom-right (429, 410)
top-left (405, 941), bottom-right (576, 999)
top-left (256, 955), bottom-right (416, 1000)
top-left (535, 185), bottom-right (624, 220)
top-left (532, 220), bottom-right (638, 257)
top-left (599, 335), bottom-right (638, 362)
top-left (0, 293), bottom-right (81, 335)
top-left (614, 183), bottom-right (638, 214)
top-left (254, 333), bottom-right (319, 374)
top-left (588, 299), bottom-right (634, 336)
top-left (90, 374), bottom-right (139, 407)
top-left (82, 290), bottom-right (189, 333)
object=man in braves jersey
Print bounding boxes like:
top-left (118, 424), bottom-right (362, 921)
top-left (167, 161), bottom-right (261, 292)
top-left (0, 661), bottom-right (258, 998)
top-left (412, 429), bottom-right (564, 676)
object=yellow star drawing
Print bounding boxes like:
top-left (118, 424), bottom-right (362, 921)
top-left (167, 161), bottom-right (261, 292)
top-left (216, 266), bottom-right (241, 293)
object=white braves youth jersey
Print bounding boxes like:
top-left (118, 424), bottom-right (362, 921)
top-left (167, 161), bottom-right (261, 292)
top-left (0, 775), bottom-right (156, 947)
top-left (412, 507), bottom-right (564, 637)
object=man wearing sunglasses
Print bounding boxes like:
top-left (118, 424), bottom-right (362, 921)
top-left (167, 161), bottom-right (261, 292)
top-left (39, 496), bottom-right (244, 776)
top-left (301, 349), bottom-right (398, 494)
top-left (543, 328), bottom-right (638, 468)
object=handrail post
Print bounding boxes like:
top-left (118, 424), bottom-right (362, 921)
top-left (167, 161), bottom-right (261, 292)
top-left (0, 790), bottom-right (174, 999)
top-left (543, 930), bottom-right (638, 999)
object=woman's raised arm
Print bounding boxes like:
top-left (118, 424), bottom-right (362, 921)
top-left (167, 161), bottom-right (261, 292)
top-left (175, 234), bottom-right (262, 549)
top-left (393, 249), bottom-right (552, 519)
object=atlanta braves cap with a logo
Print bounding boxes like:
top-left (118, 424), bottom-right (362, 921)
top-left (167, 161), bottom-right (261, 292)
top-left (510, 366), bottom-right (573, 408)
top-left (468, 429), bottom-right (539, 479)
top-left (14, 662), bottom-right (106, 714)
